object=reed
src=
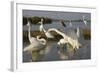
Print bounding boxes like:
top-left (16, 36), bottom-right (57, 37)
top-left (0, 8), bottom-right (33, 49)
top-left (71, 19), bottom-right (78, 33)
top-left (82, 28), bottom-right (91, 40)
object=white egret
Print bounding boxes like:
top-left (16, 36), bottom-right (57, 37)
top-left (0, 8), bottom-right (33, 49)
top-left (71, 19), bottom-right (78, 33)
top-left (69, 20), bottom-right (80, 38)
top-left (62, 20), bottom-right (80, 38)
top-left (48, 28), bottom-right (81, 50)
top-left (76, 27), bottom-right (80, 38)
top-left (83, 15), bottom-right (87, 26)
top-left (38, 18), bottom-right (54, 39)
top-left (23, 21), bottom-right (47, 52)
top-left (23, 36), bottom-right (47, 52)
top-left (69, 20), bottom-right (72, 27)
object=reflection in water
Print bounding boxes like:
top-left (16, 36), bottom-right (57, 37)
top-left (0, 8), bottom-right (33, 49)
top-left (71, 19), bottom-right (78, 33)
top-left (31, 50), bottom-right (45, 62)
top-left (23, 37), bottom-right (90, 62)
top-left (57, 43), bottom-right (75, 60)
top-left (31, 43), bottom-right (52, 62)
top-left (23, 42), bottom-right (54, 62)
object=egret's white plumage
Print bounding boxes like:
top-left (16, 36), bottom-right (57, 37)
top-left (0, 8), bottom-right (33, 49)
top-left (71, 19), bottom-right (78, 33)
top-left (23, 37), bottom-right (46, 52)
top-left (76, 27), bottom-right (80, 38)
top-left (24, 21), bottom-right (47, 52)
top-left (83, 16), bottom-right (87, 26)
top-left (57, 39), bottom-right (68, 45)
top-left (39, 18), bottom-right (44, 32)
top-left (48, 28), bottom-right (81, 50)
top-left (69, 20), bottom-right (72, 27)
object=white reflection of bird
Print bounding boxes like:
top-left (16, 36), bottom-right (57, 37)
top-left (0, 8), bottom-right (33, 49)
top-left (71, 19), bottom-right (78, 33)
top-left (23, 21), bottom-right (47, 52)
top-left (38, 18), bottom-right (54, 39)
top-left (48, 28), bottom-right (81, 50)
top-left (83, 15), bottom-right (87, 26)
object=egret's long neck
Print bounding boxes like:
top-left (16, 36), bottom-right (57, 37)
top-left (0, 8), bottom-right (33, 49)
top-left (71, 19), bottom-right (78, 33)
top-left (37, 36), bottom-right (46, 45)
top-left (76, 27), bottom-right (80, 38)
top-left (83, 16), bottom-right (86, 24)
top-left (41, 22), bottom-right (46, 33)
top-left (28, 24), bottom-right (31, 43)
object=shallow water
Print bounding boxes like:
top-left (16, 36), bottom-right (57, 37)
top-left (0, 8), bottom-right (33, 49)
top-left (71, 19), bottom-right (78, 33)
top-left (23, 40), bottom-right (91, 62)
top-left (23, 21), bottom-right (90, 31)
top-left (23, 34), bottom-right (91, 62)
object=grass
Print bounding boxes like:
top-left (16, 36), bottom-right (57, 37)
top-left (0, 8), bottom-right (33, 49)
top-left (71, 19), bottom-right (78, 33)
top-left (23, 16), bottom-right (52, 25)
top-left (82, 28), bottom-right (91, 40)
top-left (23, 16), bottom-right (91, 25)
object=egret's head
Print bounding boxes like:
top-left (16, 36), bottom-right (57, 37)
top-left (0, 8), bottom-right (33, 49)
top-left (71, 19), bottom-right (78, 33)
top-left (27, 21), bottom-right (30, 27)
top-left (38, 18), bottom-right (44, 24)
top-left (41, 18), bottom-right (43, 22)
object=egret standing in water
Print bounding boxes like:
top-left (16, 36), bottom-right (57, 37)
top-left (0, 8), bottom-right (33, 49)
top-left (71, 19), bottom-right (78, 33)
top-left (38, 18), bottom-right (54, 39)
top-left (48, 28), bottom-right (81, 59)
top-left (23, 21), bottom-right (47, 54)
top-left (83, 15), bottom-right (87, 26)
top-left (69, 20), bottom-right (72, 27)
top-left (76, 27), bottom-right (80, 38)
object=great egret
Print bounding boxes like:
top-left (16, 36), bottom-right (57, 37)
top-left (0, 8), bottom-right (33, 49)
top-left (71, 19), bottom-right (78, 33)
top-left (24, 21), bottom-right (47, 52)
top-left (76, 27), bottom-right (80, 38)
top-left (48, 28), bottom-right (81, 50)
top-left (69, 20), bottom-right (80, 38)
top-left (61, 20), bottom-right (80, 38)
top-left (38, 18), bottom-right (54, 39)
top-left (23, 36), bottom-right (47, 52)
top-left (69, 20), bottom-right (72, 27)
top-left (83, 15), bottom-right (87, 26)
top-left (39, 18), bottom-right (44, 32)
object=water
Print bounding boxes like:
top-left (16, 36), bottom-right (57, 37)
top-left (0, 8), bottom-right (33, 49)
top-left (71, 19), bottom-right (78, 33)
top-left (23, 21), bottom-right (91, 62)
top-left (23, 21), bottom-right (90, 31)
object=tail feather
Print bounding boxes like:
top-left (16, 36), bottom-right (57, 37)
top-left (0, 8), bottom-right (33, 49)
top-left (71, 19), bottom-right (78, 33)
top-left (23, 44), bottom-right (34, 52)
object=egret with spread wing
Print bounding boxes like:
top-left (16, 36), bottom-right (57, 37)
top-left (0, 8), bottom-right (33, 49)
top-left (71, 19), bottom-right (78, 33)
top-left (48, 28), bottom-right (81, 50)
